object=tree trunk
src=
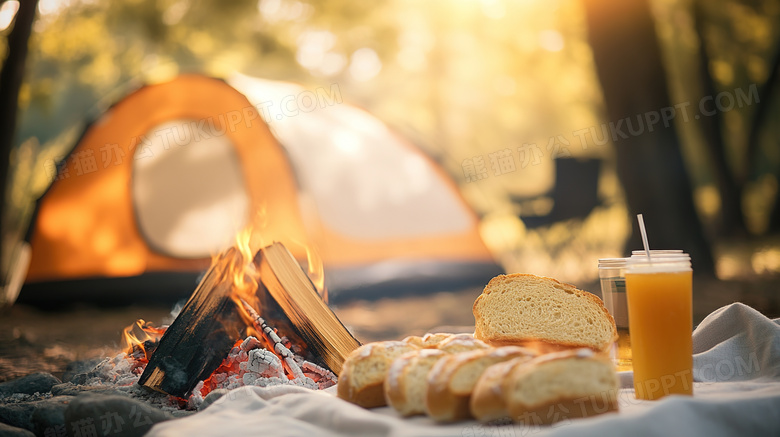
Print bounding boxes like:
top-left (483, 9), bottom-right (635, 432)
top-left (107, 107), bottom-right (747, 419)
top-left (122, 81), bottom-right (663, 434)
top-left (755, 49), bottom-right (780, 233)
top-left (582, 0), bottom-right (715, 274)
top-left (0, 0), bottom-right (38, 278)
top-left (691, 0), bottom-right (747, 237)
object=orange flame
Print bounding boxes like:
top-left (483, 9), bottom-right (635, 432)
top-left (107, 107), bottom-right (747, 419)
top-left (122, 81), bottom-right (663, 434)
top-left (221, 226), bottom-right (263, 324)
top-left (229, 227), bottom-right (260, 293)
top-left (305, 244), bottom-right (327, 303)
top-left (212, 223), bottom-right (328, 335)
top-left (122, 319), bottom-right (166, 356)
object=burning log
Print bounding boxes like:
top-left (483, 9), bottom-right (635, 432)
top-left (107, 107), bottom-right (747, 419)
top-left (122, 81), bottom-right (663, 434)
top-left (253, 243), bottom-right (361, 375)
top-left (137, 241), bottom-right (359, 399)
top-left (138, 248), bottom-right (247, 398)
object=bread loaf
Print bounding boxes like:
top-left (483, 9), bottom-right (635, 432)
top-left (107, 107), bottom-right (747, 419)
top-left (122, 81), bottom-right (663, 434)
top-left (504, 349), bottom-right (619, 425)
top-left (473, 274), bottom-right (617, 353)
top-left (426, 346), bottom-right (536, 422)
top-left (337, 341), bottom-right (417, 408)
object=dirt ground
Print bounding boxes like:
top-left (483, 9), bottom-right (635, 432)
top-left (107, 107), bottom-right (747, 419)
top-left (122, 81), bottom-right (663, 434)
top-left (1, 276), bottom-right (778, 383)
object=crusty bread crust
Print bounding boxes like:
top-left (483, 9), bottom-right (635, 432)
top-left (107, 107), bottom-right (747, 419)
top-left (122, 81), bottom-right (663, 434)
top-left (482, 338), bottom-right (609, 356)
top-left (469, 356), bottom-right (535, 422)
top-left (337, 341), bottom-right (417, 408)
top-left (384, 349), bottom-right (448, 416)
top-left (473, 274), bottom-right (618, 352)
top-left (504, 349), bottom-right (619, 424)
top-left (337, 377), bottom-right (386, 408)
top-left (426, 346), bottom-right (536, 422)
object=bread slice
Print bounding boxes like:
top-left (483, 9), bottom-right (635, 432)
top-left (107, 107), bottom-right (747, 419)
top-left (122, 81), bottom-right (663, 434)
top-left (473, 274), bottom-right (617, 353)
top-left (504, 349), bottom-right (619, 425)
top-left (384, 334), bottom-right (489, 416)
top-left (426, 346), bottom-right (536, 422)
top-left (337, 341), bottom-right (417, 408)
top-left (384, 349), bottom-right (449, 416)
top-left (470, 356), bottom-right (536, 422)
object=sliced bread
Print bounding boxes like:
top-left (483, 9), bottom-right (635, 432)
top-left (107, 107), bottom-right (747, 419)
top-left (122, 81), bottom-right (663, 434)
top-left (473, 274), bottom-right (617, 352)
top-left (426, 346), bottom-right (536, 422)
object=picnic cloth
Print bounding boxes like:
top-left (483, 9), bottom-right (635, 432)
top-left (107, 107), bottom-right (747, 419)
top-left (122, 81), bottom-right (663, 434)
top-left (146, 303), bottom-right (780, 437)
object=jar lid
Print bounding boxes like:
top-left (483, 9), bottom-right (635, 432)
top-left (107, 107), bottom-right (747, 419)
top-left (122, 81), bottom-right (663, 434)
top-left (598, 257), bottom-right (627, 267)
top-left (626, 253), bottom-right (691, 272)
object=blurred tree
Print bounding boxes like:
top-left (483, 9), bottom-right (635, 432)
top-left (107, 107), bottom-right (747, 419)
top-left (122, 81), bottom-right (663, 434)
top-left (751, 46), bottom-right (780, 231)
top-left (582, 0), bottom-right (715, 274)
top-left (6, 0), bottom-right (779, 285)
top-left (690, 0), bottom-right (780, 237)
top-left (0, 0), bottom-right (38, 282)
top-left (691, 0), bottom-right (748, 237)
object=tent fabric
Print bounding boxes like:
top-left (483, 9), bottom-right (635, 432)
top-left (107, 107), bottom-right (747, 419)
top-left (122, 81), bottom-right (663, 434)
top-left (22, 74), bottom-right (501, 300)
top-left (26, 74), bottom-right (310, 282)
top-left (228, 73), bottom-right (494, 268)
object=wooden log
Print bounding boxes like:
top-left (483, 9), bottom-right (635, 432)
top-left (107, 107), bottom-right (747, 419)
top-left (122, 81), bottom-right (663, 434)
top-left (253, 243), bottom-right (360, 375)
top-left (138, 248), bottom-right (247, 397)
top-left (139, 242), bottom-right (358, 396)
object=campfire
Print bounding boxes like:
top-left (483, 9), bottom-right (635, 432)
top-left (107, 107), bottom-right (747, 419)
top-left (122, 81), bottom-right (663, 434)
top-left (117, 233), bottom-right (358, 409)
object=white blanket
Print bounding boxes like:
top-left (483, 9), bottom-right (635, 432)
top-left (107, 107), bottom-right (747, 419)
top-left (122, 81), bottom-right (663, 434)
top-left (147, 303), bottom-right (780, 437)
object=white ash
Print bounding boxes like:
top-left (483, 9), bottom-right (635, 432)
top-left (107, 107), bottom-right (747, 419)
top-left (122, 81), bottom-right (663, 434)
top-left (185, 335), bottom-right (333, 410)
top-left (62, 353), bottom-right (184, 414)
top-left (238, 300), bottom-right (309, 382)
top-left (241, 336), bottom-right (263, 351)
top-left (74, 334), bottom-right (336, 412)
top-left (301, 361), bottom-right (337, 389)
top-left (73, 353), bottom-right (142, 387)
top-left (253, 376), bottom-right (291, 388)
top-left (186, 381), bottom-right (206, 410)
top-left (115, 384), bottom-right (191, 416)
top-left (244, 349), bottom-right (284, 378)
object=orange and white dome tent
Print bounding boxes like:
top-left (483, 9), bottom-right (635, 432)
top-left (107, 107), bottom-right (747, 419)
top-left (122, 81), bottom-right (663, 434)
top-left (20, 74), bottom-right (501, 305)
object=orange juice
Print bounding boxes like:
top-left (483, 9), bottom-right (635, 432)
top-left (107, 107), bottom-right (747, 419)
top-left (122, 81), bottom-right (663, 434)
top-left (625, 257), bottom-right (693, 400)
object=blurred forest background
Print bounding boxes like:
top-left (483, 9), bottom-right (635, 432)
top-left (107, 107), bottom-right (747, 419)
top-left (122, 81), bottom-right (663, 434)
top-left (1, 0), bottom-right (780, 289)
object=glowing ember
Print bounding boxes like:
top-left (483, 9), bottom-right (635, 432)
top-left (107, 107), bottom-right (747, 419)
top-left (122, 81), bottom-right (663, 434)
top-left (119, 322), bottom-right (336, 410)
top-left (184, 299), bottom-right (337, 409)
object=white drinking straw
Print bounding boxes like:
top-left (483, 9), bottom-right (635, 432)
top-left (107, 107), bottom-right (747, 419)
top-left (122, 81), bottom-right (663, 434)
top-left (637, 214), bottom-right (651, 260)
